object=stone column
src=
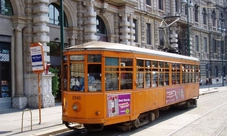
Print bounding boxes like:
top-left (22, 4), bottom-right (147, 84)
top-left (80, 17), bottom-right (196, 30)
top-left (83, 0), bottom-right (97, 42)
top-left (129, 14), bottom-right (135, 46)
top-left (12, 24), bottom-right (27, 109)
top-left (170, 25), bottom-right (179, 52)
top-left (67, 27), bottom-right (78, 46)
top-left (114, 13), bottom-right (120, 43)
top-left (27, 0), bottom-right (55, 108)
top-left (77, 0), bottom-right (84, 44)
top-left (140, 15), bottom-right (146, 47)
top-left (170, 0), bottom-right (176, 16)
top-left (119, 12), bottom-right (130, 45)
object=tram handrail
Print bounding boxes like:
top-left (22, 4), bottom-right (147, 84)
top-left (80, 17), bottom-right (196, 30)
top-left (21, 108), bottom-right (32, 132)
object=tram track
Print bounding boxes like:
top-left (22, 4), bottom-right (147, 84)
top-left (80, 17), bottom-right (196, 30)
top-left (167, 100), bottom-right (227, 136)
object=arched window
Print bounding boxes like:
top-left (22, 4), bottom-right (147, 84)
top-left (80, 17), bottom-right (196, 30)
top-left (194, 5), bottom-right (199, 22)
top-left (96, 16), bottom-right (107, 42)
top-left (202, 8), bottom-right (207, 25)
top-left (0, 0), bottom-right (13, 15)
top-left (211, 10), bottom-right (216, 27)
top-left (48, 3), bottom-right (68, 27)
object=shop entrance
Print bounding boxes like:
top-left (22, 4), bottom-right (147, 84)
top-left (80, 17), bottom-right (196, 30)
top-left (0, 42), bottom-right (11, 109)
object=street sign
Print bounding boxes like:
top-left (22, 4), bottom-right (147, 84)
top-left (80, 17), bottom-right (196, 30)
top-left (30, 43), bottom-right (45, 73)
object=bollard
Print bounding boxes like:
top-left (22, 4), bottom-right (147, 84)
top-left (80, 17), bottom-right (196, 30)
top-left (21, 108), bottom-right (32, 132)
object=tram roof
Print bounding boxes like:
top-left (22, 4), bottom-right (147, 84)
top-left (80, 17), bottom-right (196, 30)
top-left (65, 41), bottom-right (199, 62)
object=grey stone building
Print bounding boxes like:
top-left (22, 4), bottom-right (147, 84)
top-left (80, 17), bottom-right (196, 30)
top-left (0, 0), bottom-right (226, 109)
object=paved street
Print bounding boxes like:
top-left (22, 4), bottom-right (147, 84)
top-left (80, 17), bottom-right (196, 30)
top-left (0, 83), bottom-right (226, 136)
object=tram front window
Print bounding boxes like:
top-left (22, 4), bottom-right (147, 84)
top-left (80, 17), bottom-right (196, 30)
top-left (70, 63), bottom-right (85, 91)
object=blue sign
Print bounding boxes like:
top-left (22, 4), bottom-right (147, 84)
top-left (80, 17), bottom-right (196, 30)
top-left (31, 55), bottom-right (42, 62)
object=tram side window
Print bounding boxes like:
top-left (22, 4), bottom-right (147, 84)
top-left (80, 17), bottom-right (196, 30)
top-left (88, 54), bottom-right (101, 62)
top-left (145, 60), bottom-right (152, 88)
top-left (88, 64), bottom-right (102, 92)
top-left (158, 62), bottom-right (164, 86)
top-left (136, 59), bottom-right (144, 88)
top-left (70, 63), bottom-right (85, 91)
top-left (106, 73), bottom-right (119, 90)
top-left (152, 61), bottom-right (158, 87)
top-left (121, 58), bottom-right (133, 90)
top-left (165, 62), bottom-right (170, 85)
top-left (172, 63), bottom-right (180, 84)
top-left (105, 57), bottom-right (119, 91)
top-left (194, 65), bottom-right (200, 83)
top-left (63, 64), bottom-right (67, 90)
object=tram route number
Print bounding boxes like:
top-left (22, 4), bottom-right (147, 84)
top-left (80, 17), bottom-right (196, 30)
top-left (72, 96), bottom-right (81, 100)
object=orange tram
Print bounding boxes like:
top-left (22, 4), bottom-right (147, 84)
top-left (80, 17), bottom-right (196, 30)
top-left (62, 41), bottom-right (200, 135)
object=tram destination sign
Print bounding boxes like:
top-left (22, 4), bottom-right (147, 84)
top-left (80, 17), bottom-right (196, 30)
top-left (30, 42), bottom-right (45, 73)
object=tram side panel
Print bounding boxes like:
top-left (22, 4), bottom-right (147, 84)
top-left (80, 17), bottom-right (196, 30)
top-left (184, 84), bottom-right (200, 99)
top-left (132, 88), bottom-right (164, 119)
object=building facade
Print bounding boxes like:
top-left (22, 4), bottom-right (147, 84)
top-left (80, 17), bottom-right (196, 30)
top-left (0, 0), bottom-right (226, 109)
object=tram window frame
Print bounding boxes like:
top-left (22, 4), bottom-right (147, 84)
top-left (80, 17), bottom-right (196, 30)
top-left (105, 57), bottom-right (133, 91)
top-left (172, 63), bottom-right (180, 84)
top-left (164, 62), bottom-right (170, 86)
top-left (152, 61), bottom-right (159, 87)
top-left (120, 58), bottom-right (133, 90)
top-left (105, 72), bottom-right (119, 91)
top-left (63, 64), bottom-right (68, 90)
top-left (88, 54), bottom-right (101, 62)
top-left (136, 59), bottom-right (144, 88)
top-left (145, 60), bottom-right (152, 88)
top-left (86, 54), bottom-right (103, 92)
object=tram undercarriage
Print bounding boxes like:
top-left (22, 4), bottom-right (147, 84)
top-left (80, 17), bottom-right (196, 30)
top-left (64, 99), bottom-right (197, 135)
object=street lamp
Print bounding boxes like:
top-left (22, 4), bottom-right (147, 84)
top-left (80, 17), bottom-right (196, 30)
top-left (181, 0), bottom-right (194, 56)
top-left (218, 27), bottom-right (226, 86)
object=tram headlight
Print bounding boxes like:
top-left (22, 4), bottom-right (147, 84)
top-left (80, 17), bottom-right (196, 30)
top-left (72, 104), bottom-right (78, 111)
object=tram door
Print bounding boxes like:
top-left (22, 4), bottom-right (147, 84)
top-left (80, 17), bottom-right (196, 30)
top-left (87, 64), bottom-right (102, 92)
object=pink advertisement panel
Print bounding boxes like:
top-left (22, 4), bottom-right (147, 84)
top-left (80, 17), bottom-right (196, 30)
top-left (107, 93), bottom-right (131, 117)
top-left (166, 87), bottom-right (185, 104)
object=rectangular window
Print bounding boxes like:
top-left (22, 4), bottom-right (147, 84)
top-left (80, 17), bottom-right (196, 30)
top-left (195, 35), bottom-right (199, 51)
top-left (159, 0), bottom-right (163, 10)
top-left (215, 66), bottom-right (218, 77)
top-left (213, 39), bottom-right (216, 53)
top-left (204, 37), bottom-right (207, 52)
top-left (133, 19), bottom-right (138, 42)
top-left (146, 23), bottom-right (151, 45)
top-left (146, 0), bottom-right (151, 6)
top-left (175, 0), bottom-right (179, 12)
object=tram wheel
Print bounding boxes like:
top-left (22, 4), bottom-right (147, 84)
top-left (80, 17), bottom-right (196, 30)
top-left (80, 128), bottom-right (87, 135)
top-left (185, 101), bottom-right (191, 109)
top-left (133, 119), bottom-right (140, 128)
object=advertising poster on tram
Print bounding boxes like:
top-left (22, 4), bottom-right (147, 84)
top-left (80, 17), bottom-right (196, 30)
top-left (107, 93), bottom-right (131, 117)
top-left (166, 86), bottom-right (185, 104)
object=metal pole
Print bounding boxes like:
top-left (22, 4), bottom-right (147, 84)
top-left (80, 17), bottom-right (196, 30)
top-left (38, 73), bottom-right (41, 124)
top-left (187, 0), bottom-right (190, 56)
top-left (60, 1), bottom-right (64, 89)
top-left (60, 0), bottom-right (65, 122)
top-left (221, 30), bottom-right (224, 86)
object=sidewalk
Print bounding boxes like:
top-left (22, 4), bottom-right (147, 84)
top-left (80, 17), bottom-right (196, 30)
top-left (0, 103), bottom-right (67, 136)
top-left (0, 84), bottom-right (225, 136)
